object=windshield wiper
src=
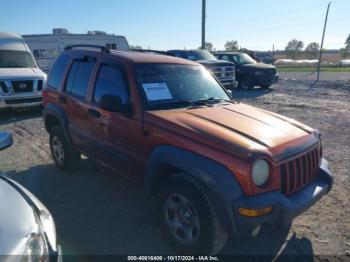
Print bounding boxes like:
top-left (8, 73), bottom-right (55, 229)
top-left (148, 97), bottom-right (235, 110)
top-left (195, 97), bottom-right (235, 105)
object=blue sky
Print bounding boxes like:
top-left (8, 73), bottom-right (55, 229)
top-left (1, 0), bottom-right (349, 51)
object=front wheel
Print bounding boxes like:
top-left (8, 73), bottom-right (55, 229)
top-left (49, 126), bottom-right (80, 171)
top-left (238, 76), bottom-right (254, 90)
top-left (157, 173), bottom-right (228, 255)
top-left (260, 84), bottom-right (271, 89)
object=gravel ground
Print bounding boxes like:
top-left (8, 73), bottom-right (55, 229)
top-left (279, 71), bottom-right (350, 81)
top-left (0, 79), bottom-right (349, 259)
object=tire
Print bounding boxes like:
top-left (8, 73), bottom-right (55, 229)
top-left (260, 84), bottom-right (271, 89)
top-left (49, 126), bottom-right (80, 171)
top-left (238, 76), bottom-right (254, 90)
top-left (157, 173), bottom-right (228, 255)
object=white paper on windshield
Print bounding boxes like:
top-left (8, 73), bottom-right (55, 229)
top-left (142, 83), bottom-right (173, 101)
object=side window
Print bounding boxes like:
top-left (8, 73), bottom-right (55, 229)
top-left (65, 61), bottom-right (94, 99)
top-left (232, 55), bottom-right (239, 63)
top-left (33, 49), bottom-right (46, 58)
top-left (93, 64), bottom-right (129, 105)
top-left (221, 55), bottom-right (229, 61)
top-left (106, 43), bottom-right (117, 50)
top-left (47, 55), bottom-right (70, 89)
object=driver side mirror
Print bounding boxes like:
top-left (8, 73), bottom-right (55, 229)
top-left (0, 132), bottom-right (13, 151)
top-left (100, 95), bottom-right (133, 116)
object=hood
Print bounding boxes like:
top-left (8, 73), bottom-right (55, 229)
top-left (145, 103), bottom-right (318, 161)
top-left (242, 62), bottom-right (275, 70)
top-left (0, 176), bottom-right (37, 255)
top-left (0, 68), bottom-right (46, 80)
top-left (197, 59), bottom-right (234, 66)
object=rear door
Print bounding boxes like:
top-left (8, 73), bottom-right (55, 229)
top-left (60, 56), bottom-right (96, 153)
top-left (85, 60), bottom-right (143, 179)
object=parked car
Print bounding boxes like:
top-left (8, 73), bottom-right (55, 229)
top-left (167, 49), bottom-right (235, 88)
top-left (0, 32), bottom-right (47, 109)
top-left (214, 52), bottom-right (279, 89)
top-left (43, 45), bottom-right (333, 255)
top-left (0, 132), bottom-right (61, 261)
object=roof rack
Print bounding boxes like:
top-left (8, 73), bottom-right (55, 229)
top-left (64, 44), bottom-right (110, 53)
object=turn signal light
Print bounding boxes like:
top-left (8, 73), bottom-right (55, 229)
top-left (238, 207), bottom-right (272, 217)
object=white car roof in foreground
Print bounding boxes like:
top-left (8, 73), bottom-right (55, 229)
top-left (0, 32), bottom-right (27, 51)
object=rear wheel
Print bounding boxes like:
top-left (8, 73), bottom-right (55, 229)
top-left (238, 76), bottom-right (254, 90)
top-left (49, 126), bottom-right (80, 171)
top-left (157, 173), bottom-right (227, 255)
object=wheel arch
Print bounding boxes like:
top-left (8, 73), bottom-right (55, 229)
top-left (145, 145), bottom-right (243, 235)
top-left (43, 103), bottom-right (74, 148)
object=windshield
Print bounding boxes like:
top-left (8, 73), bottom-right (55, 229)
top-left (183, 50), bottom-right (217, 61)
top-left (136, 64), bottom-right (231, 110)
top-left (235, 53), bottom-right (256, 65)
top-left (0, 50), bottom-right (37, 68)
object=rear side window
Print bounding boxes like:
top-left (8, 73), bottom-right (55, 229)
top-left (65, 61), bottom-right (94, 99)
top-left (93, 64), bottom-right (129, 105)
top-left (48, 55), bottom-right (70, 89)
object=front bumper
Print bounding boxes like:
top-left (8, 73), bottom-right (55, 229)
top-left (232, 158), bottom-right (333, 237)
top-left (253, 73), bottom-right (279, 86)
top-left (0, 95), bottom-right (42, 109)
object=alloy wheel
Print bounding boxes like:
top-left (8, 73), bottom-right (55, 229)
top-left (164, 193), bottom-right (200, 246)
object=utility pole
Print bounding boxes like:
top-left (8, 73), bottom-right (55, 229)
top-left (317, 2), bottom-right (331, 82)
top-left (201, 0), bottom-right (206, 49)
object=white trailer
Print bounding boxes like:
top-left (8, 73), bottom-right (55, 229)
top-left (23, 28), bottom-right (129, 72)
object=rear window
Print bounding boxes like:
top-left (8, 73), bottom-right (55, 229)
top-left (65, 61), bottom-right (94, 99)
top-left (48, 55), bottom-right (70, 89)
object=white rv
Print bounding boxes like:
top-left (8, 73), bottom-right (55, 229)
top-left (23, 28), bottom-right (130, 72)
top-left (0, 32), bottom-right (47, 109)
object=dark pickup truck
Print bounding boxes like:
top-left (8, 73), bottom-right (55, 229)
top-left (167, 50), bottom-right (235, 89)
top-left (214, 52), bottom-right (279, 89)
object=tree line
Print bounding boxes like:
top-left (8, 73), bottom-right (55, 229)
top-left (130, 33), bottom-right (350, 59)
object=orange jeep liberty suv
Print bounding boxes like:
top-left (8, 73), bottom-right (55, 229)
top-left (42, 45), bottom-right (334, 255)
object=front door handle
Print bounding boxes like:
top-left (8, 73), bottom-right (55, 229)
top-left (88, 108), bottom-right (101, 118)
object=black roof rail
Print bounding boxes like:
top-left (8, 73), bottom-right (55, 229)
top-left (64, 44), bottom-right (110, 53)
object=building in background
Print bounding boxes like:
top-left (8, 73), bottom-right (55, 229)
top-left (23, 28), bottom-right (129, 72)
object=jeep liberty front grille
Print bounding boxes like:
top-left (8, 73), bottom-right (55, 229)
top-left (280, 147), bottom-right (320, 195)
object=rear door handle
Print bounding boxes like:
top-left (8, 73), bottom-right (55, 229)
top-left (88, 108), bottom-right (101, 118)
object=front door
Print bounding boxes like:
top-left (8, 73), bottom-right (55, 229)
top-left (86, 61), bottom-right (143, 180)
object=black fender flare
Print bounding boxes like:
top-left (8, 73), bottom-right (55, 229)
top-left (145, 145), bottom-right (243, 236)
top-left (43, 103), bottom-right (74, 148)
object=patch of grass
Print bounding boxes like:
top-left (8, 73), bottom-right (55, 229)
top-left (277, 67), bottom-right (350, 73)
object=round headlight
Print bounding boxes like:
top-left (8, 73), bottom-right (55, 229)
top-left (251, 159), bottom-right (270, 186)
